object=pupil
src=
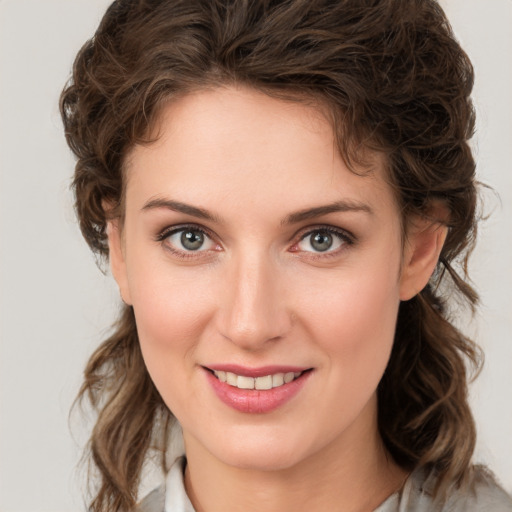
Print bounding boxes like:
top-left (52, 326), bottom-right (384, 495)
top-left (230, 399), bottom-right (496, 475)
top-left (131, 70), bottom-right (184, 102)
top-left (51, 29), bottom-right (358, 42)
top-left (311, 231), bottom-right (332, 252)
top-left (181, 230), bottom-right (204, 250)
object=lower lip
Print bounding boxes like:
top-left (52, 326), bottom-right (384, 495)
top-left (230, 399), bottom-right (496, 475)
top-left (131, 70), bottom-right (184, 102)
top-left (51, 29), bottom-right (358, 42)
top-left (205, 369), bottom-right (311, 414)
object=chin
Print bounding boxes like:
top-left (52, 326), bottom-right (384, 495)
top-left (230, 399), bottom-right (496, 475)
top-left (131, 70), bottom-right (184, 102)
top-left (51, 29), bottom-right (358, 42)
top-left (220, 448), bottom-right (303, 472)
top-left (201, 426), bottom-right (319, 472)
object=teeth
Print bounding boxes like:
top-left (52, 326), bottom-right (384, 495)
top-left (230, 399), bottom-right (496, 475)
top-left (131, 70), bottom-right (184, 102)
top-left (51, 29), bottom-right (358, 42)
top-left (255, 375), bottom-right (272, 390)
top-left (284, 372), bottom-right (295, 383)
top-left (213, 370), bottom-right (303, 390)
top-left (272, 373), bottom-right (284, 387)
top-left (237, 375), bottom-right (255, 389)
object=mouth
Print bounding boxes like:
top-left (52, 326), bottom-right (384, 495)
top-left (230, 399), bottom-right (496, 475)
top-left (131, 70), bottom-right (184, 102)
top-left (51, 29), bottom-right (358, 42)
top-left (203, 365), bottom-right (313, 413)
top-left (210, 369), bottom-right (305, 390)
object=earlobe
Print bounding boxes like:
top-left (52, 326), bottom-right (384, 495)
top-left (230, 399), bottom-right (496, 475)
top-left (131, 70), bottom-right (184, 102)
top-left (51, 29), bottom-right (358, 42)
top-left (399, 218), bottom-right (448, 301)
top-left (106, 218), bottom-right (132, 305)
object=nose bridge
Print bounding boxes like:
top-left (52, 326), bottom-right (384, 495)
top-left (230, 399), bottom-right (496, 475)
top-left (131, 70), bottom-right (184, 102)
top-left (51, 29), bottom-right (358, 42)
top-left (218, 248), bottom-right (290, 349)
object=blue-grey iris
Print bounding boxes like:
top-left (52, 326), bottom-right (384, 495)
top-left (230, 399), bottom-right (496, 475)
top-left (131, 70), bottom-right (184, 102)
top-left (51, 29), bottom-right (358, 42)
top-left (311, 231), bottom-right (333, 252)
top-left (181, 230), bottom-right (204, 250)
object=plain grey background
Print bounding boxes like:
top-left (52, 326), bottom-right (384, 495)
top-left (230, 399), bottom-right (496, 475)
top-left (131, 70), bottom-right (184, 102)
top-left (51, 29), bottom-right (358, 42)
top-left (1, 0), bottom-right (511, 510)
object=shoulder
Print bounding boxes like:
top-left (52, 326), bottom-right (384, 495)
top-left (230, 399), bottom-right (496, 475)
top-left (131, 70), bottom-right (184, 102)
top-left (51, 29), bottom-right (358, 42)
top-left (135, 485), bottom-right (166, 512)
top-left (396, 465), bottom-right (512, 512)
top-left (453, 466), bottom-right (512, 512)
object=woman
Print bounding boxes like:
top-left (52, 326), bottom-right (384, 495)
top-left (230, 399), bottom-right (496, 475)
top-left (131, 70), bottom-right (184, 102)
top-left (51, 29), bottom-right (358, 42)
top-left (60, 0), bottom-right (512, 511)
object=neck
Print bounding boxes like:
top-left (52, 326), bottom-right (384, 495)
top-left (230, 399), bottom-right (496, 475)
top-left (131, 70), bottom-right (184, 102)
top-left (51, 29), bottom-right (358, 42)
top-left (183, 398), bottom-right (407, 512)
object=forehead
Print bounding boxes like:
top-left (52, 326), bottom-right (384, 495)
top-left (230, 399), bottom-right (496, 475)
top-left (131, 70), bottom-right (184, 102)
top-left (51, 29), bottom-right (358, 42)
top-left (124, 86), bottom-right (397, 220)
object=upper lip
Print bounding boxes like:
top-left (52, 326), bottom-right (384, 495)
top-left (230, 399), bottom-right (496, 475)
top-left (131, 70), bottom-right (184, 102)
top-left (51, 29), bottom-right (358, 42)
top-left (204, 364), bottom-right (311, 378)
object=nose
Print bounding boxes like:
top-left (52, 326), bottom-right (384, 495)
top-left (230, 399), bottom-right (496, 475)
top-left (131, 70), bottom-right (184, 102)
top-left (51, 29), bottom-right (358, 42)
top-left (215, 251), bottom-right (292, 350)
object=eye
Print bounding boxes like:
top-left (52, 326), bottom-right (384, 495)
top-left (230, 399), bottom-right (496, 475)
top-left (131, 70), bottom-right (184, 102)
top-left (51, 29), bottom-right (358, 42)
top-left (294, 228), bottom-right (352, 254)
top-left (159, 226), bottom-right (218, 254)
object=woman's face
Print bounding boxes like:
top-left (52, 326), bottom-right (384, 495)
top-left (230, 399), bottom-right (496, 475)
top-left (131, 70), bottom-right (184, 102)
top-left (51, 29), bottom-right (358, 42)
top-left (109, 86), bottom-right (436, 471)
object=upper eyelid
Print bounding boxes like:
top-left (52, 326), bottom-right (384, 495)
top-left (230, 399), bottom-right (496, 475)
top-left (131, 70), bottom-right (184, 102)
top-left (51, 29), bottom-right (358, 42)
top-left (156, 223), bottom-right (215, 241)
top-left (294, 224), bottom-right (355, 242)
top-left (157, 225), bottom-right (219, 257)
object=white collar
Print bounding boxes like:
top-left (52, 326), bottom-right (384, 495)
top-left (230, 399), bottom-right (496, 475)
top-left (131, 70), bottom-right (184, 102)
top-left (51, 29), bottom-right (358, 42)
top-left (164, 456), bottom-right (195, 512)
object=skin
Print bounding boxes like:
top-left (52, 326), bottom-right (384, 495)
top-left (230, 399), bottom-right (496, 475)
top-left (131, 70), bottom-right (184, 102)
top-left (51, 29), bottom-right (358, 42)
top-left (107, 86), bottom-right (446, 512)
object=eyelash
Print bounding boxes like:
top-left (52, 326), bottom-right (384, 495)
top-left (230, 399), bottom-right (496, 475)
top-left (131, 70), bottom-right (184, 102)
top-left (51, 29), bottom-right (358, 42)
top-left (155, 224), bottom-right (356, 260)
top-left (291, 226), bottom-right (355, 260)
top-left (155, 224), bottom-right (219, 260)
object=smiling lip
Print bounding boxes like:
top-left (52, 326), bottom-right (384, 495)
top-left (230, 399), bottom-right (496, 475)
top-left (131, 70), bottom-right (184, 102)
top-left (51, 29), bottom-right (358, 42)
top-left (206, 364), bottom-right (308, 377)
top-left (203, 365), bottom-right (312, 414)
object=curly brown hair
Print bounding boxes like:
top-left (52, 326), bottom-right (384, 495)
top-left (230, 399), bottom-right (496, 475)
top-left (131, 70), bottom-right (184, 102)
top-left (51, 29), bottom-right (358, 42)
top-left (60, 1), bottom-right (481, 510)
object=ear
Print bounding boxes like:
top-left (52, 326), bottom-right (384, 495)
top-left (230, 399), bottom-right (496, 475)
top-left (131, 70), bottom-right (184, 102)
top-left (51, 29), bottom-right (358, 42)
top-left (106, 217), bottom-right (133, 305)
top-left (399, 215), bottom-right (448, 301)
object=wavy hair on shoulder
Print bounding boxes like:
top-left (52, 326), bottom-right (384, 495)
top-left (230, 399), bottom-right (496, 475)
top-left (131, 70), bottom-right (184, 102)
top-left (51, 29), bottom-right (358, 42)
top-left (61, 0), bottom-right (482, 510)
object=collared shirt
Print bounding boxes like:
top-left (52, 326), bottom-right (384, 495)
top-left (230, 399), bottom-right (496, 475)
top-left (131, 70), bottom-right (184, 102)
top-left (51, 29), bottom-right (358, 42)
top-left (137, 456), bottom-right (512, 512)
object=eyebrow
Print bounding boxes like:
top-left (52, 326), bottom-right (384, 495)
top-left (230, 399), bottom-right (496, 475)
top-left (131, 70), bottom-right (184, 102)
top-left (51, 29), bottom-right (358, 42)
top-left (281, 200), bottom-right (373, 225)
top-left (142, 198), bottom-right (222, 223)
top-left (141, 197), bottom-right (373, 225)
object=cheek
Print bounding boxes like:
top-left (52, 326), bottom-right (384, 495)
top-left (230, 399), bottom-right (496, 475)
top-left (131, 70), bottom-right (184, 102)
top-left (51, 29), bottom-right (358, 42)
top-left (125, 257), bottom-right (216, 398)
top-left (127, 248), bottom-right (215, 337)
top-left (133, 277), bottom-right (199, 347)
top-left (302, 261), bottom-right (401, 383)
